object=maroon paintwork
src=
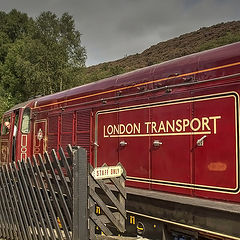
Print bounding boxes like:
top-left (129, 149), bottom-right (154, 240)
top-left (1, 42), bottom-right (240, 204)
top-left (34, 42), bottom-right (240, 109)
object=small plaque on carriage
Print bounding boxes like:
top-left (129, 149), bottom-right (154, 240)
top-left (92, 165), bottom-right (123, 179)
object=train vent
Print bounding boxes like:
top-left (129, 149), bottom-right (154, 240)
top-left (48, 115), bottom-right (59, 152)
top-left (76, 109), bottom-right (91, 160)
top-left (61, 112), bottom-right (73, 150)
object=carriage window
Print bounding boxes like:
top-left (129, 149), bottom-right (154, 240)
top-left (2, 116), bottom-right (11, 135)
top-left (21, 108), bottom-right (31, 133)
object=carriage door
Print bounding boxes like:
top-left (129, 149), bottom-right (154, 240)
top-left (33, 120), bottom-right (47, 156)
top-left (193, 92), bottom-right (238, 198)
top-left (96, 104), bottom-right (150, 189)
top-left (118, 106), bottom-right (150, 189)
top-left (151, 100), bottom-right (192, 195)
top-left (95, 107), bottom-right (119, 168)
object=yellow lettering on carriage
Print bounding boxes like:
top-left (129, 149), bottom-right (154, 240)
top-left (103, 116), bottom-right (222, 137)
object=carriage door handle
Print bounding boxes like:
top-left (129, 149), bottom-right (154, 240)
top-left (197, 135), bottom-right (207, 147)
top-left (153, 140), bottom-right (163, 147)
top-left (120, 141), bottom-right (127, 147)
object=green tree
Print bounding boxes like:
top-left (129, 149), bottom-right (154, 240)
top-left (0, 11), bottom-right (86, 105)
top-left (0, 9), bottom-right (33, 43)
top-left (33, 12), bottom-right (86, 68)
top-left (32, 12), bottom-right (86, 93)
top-left (0, 32), bottom-right (10, 63)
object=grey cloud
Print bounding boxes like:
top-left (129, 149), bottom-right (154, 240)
top-left (1, 0), bottom-right (240, 66)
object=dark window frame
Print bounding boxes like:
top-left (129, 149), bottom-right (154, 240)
top-left (2, 115), bottom-right (11, 135)
top-left (21, 108), bottom-right (31, 134)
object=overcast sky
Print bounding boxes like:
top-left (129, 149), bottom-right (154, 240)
top-left (1, 0), bottom-right (240, 66)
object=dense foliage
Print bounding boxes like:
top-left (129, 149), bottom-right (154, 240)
top-left (0, 9), bottom-right (86, 116)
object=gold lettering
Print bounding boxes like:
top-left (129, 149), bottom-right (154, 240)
top-left (166, 120), bottom-right (175, 132)
top-left (126, 123), bottom-right (133, 134)
top-left (113, 125), bottom-right (119, 135)
top-left (145, 122), bottom-right (151, 133)
top-left (120, 124), bottom-right (125, 134)
top-left (175, 119), bottom-right (182, 132)
top-left (158, 121), bottom-right (166, 132)
top-left (209, 116), bottom-right (221, 134)
top-left (190, 118), bottom-right (201, 131)
top-left (107, 125), bottom-right (113, 135)
top-left (152, 122), bottom-right (158, 133)
top-left (183, 119), bottom-right (190, 131)
top-left (103, 116), bottom-right (222, 137)
top-left (103, 125), bottom-right (107, 137)
top-left (202, 117), bottom-right (210, 131)
top-left (133, 123), bottom-right (141, 134)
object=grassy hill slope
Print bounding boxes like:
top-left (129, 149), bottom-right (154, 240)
top-left (80, 21), bottom-right (240, 84)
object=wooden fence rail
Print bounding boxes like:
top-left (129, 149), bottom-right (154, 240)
top-left (0, 145), bottom-right (73, 240)
top-left (73, 146), bottom-right (126, 240)
top-left (0, 145), bottom-right (126, 240)
top-left (88, 163), bottom-right (126, 240)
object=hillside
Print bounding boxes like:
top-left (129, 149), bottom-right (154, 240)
top-left (81, 21), bottom-right (240, 84)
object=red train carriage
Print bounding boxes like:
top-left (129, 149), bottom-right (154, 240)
top-left (1, 42), bottom-right (240, 239)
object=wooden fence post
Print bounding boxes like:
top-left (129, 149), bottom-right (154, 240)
top-left (72, 146), bottom-right (89, 240)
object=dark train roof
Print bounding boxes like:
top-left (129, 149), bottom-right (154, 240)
top-left (5, 99), bottom-right (34, 114)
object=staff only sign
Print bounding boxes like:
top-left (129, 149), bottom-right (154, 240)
top-left (92, 165), bottom-right (123, 180)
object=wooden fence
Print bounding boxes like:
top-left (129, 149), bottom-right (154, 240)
top-left (0, 145), bottom-right (126, 240)
top-left (73, 146), bottom-right (126, 240)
